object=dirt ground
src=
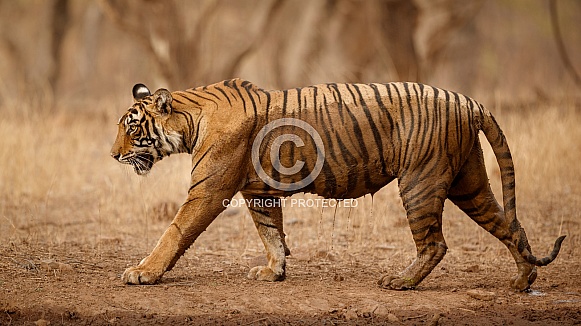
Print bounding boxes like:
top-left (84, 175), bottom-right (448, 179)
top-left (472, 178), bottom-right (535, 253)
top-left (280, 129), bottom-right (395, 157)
top-left (1, 198), bottom-right (579, 326)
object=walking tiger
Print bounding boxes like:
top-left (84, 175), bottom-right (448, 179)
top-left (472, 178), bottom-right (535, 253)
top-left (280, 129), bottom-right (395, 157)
top-left (111, 79), bottom-right (565, 291)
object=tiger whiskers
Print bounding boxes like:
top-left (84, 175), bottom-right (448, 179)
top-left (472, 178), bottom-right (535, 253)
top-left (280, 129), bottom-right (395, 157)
top-left (125, 154), bottom-right (153, 175)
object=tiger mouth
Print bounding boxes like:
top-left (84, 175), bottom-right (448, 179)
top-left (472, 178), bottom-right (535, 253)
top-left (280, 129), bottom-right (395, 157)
top-left (127, 153), bottom-right (154, 175)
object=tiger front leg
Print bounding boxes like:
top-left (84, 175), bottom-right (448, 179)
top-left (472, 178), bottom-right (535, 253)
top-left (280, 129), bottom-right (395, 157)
top-left (123, 169), bottom-right (240, 285)
top-left (243, 193), bottom-right (288, 282)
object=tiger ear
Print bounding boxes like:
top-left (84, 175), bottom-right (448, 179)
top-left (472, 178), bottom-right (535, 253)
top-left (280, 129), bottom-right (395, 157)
top-left (132, 83), bottom-right (151, 101)
top-left (153, 88), bottom-right (173, 115)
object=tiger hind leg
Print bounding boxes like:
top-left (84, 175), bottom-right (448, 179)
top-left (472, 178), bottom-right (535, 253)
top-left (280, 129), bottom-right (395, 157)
top-left (378, 168), bottom-right (450, 290)
top-left (243, 193), bottom-right (289, 282)
top-left (448, 142), bottom-right (536, 291)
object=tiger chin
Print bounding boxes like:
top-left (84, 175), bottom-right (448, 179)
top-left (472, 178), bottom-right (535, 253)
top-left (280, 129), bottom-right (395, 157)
top-left (111, 79), bottom-right (565, 292)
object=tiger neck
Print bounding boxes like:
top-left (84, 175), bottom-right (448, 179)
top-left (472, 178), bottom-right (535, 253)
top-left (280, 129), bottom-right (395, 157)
top-left (171, 108), bottom-right (206, 155)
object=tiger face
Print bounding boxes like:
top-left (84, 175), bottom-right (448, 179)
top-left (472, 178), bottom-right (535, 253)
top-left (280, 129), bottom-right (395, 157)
top-left (111, 84), bottom-right (183, 175)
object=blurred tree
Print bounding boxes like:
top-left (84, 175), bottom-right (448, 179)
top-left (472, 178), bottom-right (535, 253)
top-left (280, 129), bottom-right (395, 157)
top-left (414, 0), bottom-right (483, 81)
top-left (0, 0), bottom-right (578, 105)
top-left (97, 0), bottom-right (284, 89)
top-left (97, 0), bottom-right (422, 88)
top-left (49, 0), bottom-right (70, 89)
top-left (550, 0), bottom-right (581, 86)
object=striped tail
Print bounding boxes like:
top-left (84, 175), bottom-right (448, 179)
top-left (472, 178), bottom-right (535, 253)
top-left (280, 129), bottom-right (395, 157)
top-left (480, 108), bottom-right (566, 266)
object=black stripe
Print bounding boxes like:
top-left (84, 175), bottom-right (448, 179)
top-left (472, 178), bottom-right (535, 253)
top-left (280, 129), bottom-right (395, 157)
top-left (385, 83), bottom-right (394, 105)
top-left (282, 90), bottom-right (288, 116)
top-left (231, 82), bottom-right (248, 114)
top-left (393, 84), bottom-right (410, 169)
top-left (431, 86), bottom-right (441, 151)
top-left (413, 83), bottom-right (434, 165)
top-left (313, 86), bottom-right (319, 124)
top-left (296, 87), bottom-right (302, 115)
top-left (408, 212), bottom-right (439, 225)
top-left (405, 185), bottom-right (446, 216)
top-left (401, 83), bottom-right (416, 171)
top-left (320, 161), bottom-right (338, 196)
top-left (370, 83), bottom-right (394, 132)
top-left (335, 134), bottom-right (358, 193)
top-left (444, 90), bottom-right (451, 152)
top-left (249, 205), bottom-right (273, 217)
top-left (497, 152), bottom-right (512, 160)
top-left (344, 84), bottom-right (369, 161)
top-left (189, 117), bottom-right (202, 153)
top-left (185, 90), bottom-right (220, 108)
top-left (473, 213), bottom-right (499, 226)
top-left (411, 222), bottom-right (441, 237)
top-left (242, 85), bottom-right (259, 133)
top-left (328, 84), bottom-right (346, 124)
top-left (188, 174), bottom-right (212, 193)
top-left (171, 111), bottom-right (194, 151)
top-left (202, 88), bottom-right (222, 101)
top-left (176, 93), bottom-right (202, 106)
top-left (264, 90), bottom-right (271, 122)
top-left (258, 221), bottom-right (277, 229)
top-left (353, 84), bottom-right (387, 177)
top-left (448, 184), bottom-right (486, 202)
top-left (172, 97), bottom-right (187, 105)
top-left (191, 145), bottom-right (214, 176)
top-left (460, 198), bottom-right (496, 217)
top-left (214, 86), bottom-right (233, 106)
top-left (503, 181), bottom-right (516, 191)
top-left (505, 197), bottom-right (516, 212)
top-left (400, 160), bottom-right (446, 202)
top-left (453, 92), bottom-right (462, 155)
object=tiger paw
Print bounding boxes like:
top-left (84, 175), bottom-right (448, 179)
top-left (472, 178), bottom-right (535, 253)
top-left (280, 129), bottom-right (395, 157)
top-left (511, 266), bottom-right (537, 292)
top-left (122, 265), bottom-right (162, 285)
top-left (377, 275), bottom-right (416, 290)
top-left (247, 266), bottom-right (285, 282)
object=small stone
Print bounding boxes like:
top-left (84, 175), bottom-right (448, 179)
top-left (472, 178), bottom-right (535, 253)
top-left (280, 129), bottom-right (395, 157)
top-left (308, 298), bottom-right (331, 311)
top-left (463, 265), bottom-right (480, 273)
top-left (38, 260), bottom-right (74, 273)
top-left (387, 313), bottom-right (400, 323)
top-left (58, 263), bottom-right (74, 272)
top-left (373, 305), bottom-right (391, 317)
top-left (467, 289), bottom-right (496, 301)
top-left (344, 309), bottom-right (358, 321)
top-left (34, 319), bottom-right (50, 326)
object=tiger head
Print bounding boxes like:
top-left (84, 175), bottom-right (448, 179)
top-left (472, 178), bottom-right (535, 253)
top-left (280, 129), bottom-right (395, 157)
top-left (111, 84), bottom-right (184, 175)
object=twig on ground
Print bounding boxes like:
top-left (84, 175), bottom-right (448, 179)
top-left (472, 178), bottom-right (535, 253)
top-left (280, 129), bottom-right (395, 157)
top-left (403, 313), bottom-right (428, 320)
top-left (242, 317), bottom-right (268, 325)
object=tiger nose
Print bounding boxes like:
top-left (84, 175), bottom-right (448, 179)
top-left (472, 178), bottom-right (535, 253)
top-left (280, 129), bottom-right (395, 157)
top-left (111, 153), bottom-right (121, 161)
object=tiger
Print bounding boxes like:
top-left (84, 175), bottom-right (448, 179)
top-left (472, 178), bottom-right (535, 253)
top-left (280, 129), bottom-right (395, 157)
top-left (111, 78), bottom-right (565, 291)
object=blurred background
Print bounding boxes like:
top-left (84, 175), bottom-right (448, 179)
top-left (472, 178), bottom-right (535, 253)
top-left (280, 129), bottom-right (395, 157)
top-left (1, 0), bottom-right (580, 107)
top-left (0, 0), bottom-right (579, 266)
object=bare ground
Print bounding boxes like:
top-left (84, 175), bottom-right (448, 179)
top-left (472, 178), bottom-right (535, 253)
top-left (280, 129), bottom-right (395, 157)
top-left (1, 198), bottom-right (579, 326)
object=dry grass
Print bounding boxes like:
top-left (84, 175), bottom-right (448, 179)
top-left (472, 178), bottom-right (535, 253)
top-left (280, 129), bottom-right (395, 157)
top-left (0, 100), bottom-right (579, 268)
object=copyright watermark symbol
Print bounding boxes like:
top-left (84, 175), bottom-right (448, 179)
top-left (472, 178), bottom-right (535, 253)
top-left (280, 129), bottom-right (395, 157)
top-left (251, 118), bottom-right (325, 191)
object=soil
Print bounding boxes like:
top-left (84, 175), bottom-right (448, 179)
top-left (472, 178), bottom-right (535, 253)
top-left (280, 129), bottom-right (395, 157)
top-left (1, 217), bottom-right (580, 326)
